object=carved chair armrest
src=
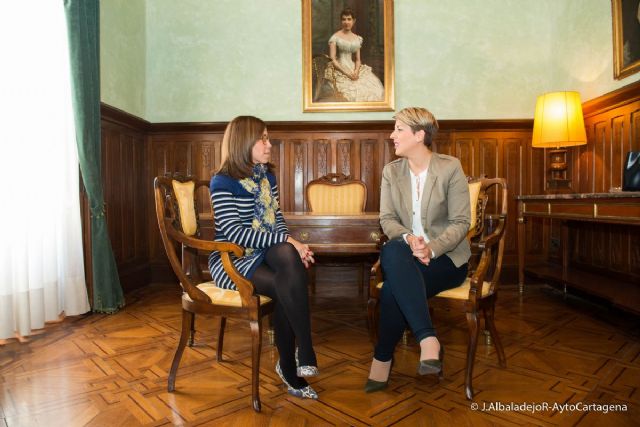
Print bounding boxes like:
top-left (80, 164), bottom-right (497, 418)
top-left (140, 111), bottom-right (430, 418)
top-left (369, 259), bottom-right (383, 298)
top-left (166, 223), bottom-right (258, 307)
top-left (466, 215), bottom-right (506, 302)
top-left (475, 215), bottom-right (506, 251)
top-left (182, 245), bottom-right (205, 284)
top-left (167, 225), bottom-right (243, 255)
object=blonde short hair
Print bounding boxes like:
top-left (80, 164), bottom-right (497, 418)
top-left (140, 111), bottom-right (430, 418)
top-left (393, 107), bottom-right (439, 148)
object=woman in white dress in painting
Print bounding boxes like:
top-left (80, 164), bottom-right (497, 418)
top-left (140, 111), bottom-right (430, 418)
top-left (324, 7), bottom-right (384, 102)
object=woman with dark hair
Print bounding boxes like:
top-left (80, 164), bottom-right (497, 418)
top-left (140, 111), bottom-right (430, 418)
top-left (365, 107), bottom-right (471, 392)
top-left (325, 7), bottom-right (384, 102)
top-left (208, 116), bottom-right (319, 399)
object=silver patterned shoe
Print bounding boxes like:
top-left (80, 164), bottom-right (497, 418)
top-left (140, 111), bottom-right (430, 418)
top-left (275, 360), bottom-right (319, 400)
top-left (295, 347), bottom-right (319, 377)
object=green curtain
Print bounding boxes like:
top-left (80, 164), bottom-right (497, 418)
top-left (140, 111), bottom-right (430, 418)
top-left (64, 0), bottom-right (124, 313)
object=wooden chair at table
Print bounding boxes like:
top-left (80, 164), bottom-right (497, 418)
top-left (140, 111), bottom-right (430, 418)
top-left (305, 173), bottom-right (368, 291)
top-left (367, 177), bottom-right (508, 400)
top-left (154, 175), bottom-right (274, 412)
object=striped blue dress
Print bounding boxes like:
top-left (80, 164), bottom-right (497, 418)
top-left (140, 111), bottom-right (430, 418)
top-left (207, 172), bottom-right (289, 290)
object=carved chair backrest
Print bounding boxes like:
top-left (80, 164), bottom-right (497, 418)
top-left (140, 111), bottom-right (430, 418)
top-left (306, 173), bottom-right (367, 214)
top-left (154, 175), bottom-right (212, 289)
top-left (465, 177), bottom-right (508, 290)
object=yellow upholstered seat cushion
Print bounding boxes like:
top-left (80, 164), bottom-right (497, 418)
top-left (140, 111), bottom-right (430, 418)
top-left (307, 183), bottom-right (365, 214)
top-left (183, 282), bottom-right (272, 307)
top-left (436, 278), bottom-right (492, 299)
top-left (468, 181), bottom-right (482, 233)
top-left (172, 180), bottom-right (198, 236)
top-left (375, 278), bottom-right (492, 300)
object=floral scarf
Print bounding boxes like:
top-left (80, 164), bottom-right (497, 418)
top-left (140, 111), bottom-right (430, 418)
top-left (239, 163), bottom-right (279, 256)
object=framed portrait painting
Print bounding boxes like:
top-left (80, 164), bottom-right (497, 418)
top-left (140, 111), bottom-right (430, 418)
top-left (302, 0), bottom-right (394, 112)
top-left (612, 0), bottom-right (640, 79)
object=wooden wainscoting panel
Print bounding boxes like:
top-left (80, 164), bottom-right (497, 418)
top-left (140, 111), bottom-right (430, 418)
top-left (502, 137), bottom-right (524, 260)
top-left (100, 115), bottom-right (149, 292)
top-left (611, 115), bottom-right (626, 190)
top-left (172, 137), bottom-right (194, 176)
top-left (633, 108), bottom-right (640, 152)
top-left (632, 231), bottom-right (640, 277)
top-left (148, 137), bottom-right (172, 266)
top-left (432, 130), bottom-right (452, 156)
top-left (478, 137), bottom-right (499, 178)
top-left (382, 136), bottom-right (398, 166)
top-left (454, 136), bottom-right (475, 176)
top-left (287, 138), bottom-right (310, 212)
top-left (336, 138), bottom-right (355, 177)
top-left (312, 138), bottom-right (331, 179)
top-left (101, 126), bottom-right (122, 263)
top-left (360, 138), bottom-right (381, 212)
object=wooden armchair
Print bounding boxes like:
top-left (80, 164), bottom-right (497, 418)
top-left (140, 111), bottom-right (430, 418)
top-left (367, 177), bottom-right (508, 400)
top-left (154, 175), bottom-right (274, 412)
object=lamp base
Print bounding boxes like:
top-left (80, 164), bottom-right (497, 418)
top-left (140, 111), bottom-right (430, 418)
top-left (546, 149), bottom-right (572, 192)
top-left (549, 149), bottom-right (567, 175)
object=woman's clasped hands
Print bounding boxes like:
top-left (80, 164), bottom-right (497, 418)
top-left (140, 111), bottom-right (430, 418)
top-left (407, 234), bottom-right (432, 265)
top-left (287, 237), bottom-right (315, 268)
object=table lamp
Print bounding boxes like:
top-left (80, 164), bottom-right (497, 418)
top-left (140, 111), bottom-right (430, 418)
top-left (532, 91), bottom-right (587, 190)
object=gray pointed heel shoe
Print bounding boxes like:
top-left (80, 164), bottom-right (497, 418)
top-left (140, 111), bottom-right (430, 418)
top-left (275, 360), bottom-right (319, 400)
top-left (295, 347), bottom-right (319, 377)
top-left (418, 344), bottom-right (444, 377)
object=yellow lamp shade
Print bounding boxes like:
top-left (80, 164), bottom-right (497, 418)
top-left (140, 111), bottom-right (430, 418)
top-left (532, 91), bottom-right (587, 148)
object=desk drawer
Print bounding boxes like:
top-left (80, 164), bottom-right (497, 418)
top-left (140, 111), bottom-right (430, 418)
top-left (288, 225), bottom-right (381, 245)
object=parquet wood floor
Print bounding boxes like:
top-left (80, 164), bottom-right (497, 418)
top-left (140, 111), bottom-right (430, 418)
top-left (1, 266), bottom-right (639, 426)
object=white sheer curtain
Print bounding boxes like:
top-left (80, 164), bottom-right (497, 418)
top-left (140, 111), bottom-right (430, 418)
top-left (0, 2), bottom-right (90, 341)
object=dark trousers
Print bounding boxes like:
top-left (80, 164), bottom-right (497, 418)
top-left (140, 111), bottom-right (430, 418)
top-left (374, 238), bottom-right (468, 362)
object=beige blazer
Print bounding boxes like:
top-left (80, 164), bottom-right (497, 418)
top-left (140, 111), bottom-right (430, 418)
top-left (379, 154), bottom-right (471, 267)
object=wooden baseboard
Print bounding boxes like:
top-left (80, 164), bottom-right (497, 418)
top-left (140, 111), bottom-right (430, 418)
top-left (119, 264), bottom-right (152, 292)
top-left (150, 262), bottom-right (177, 284)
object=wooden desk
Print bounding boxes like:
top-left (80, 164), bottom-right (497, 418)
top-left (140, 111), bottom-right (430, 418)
top-left (283, 212), bottom-right (382, 255)
top-left (517, 192), bottom-right (640, 313)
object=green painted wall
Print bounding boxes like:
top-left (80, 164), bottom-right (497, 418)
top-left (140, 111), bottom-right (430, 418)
top-left (100, 0), bottom-right (146, 119)
top-left (100, 0), bottom-right (640, 122)
top-left (553, 0), bottom-right (639, 99)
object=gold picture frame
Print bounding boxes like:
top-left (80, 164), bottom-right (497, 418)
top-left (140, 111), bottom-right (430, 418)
top-left (302, 0), bottom-right (394, 112)
top-left (612, 0), bottom-right (640, 80)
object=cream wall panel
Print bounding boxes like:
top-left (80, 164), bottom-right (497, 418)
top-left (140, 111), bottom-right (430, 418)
top-left (100, 0), bottom-right (146, 119)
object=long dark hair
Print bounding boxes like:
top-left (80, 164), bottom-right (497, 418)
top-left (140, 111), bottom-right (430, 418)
top-left (216, 116), bottom-right (274, 179)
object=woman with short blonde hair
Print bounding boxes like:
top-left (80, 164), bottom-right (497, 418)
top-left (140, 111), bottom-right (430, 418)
top-left (365, 107), bottom-right (471, 392)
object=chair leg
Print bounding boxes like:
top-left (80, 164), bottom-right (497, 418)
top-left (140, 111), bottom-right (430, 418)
top-left (402, 329), bottom-right (410, 346)
top-left (217, 316), bottom-right (226, 362)
top-left (367, 297), bottom-right (379, 344)
top-left (249, 319), bottom-right (262, 412)
top-left (464, 310), bottom-right (480, 400)
top-left (188, 312), bottom-right (196, 347)
top-left (168, 309), bottom-right (193, 392)
top-left (484, 305), bottom-right (506, 368)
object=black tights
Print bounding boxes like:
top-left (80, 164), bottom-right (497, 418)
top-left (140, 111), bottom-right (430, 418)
top-left (252, 242), bottom-right (316, 388)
